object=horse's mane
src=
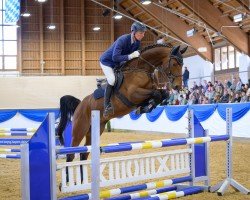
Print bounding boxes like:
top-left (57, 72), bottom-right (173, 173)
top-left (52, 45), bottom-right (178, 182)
top-left (140, 43), bottom-right (172, 54)
top-left (122, 43), bottom-right (173, 69)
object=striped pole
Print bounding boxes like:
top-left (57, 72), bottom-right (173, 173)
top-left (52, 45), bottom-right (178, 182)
top-left (56, 135), bottom-right (229, 155)
top-left (135, 186), bottom-right (204, 200)
top-left (101, 135), bottom-right (230, 153)
top-left (59, 176), bottom-right (192, 200)
top-left (0, 128), bottom-right (37, 132)
top-left (0, 138), bottom-right (29, 145)
top-left (56, 139), bottom-right (177, 155)
top-left (0, 132), bottom-right (34, 136)
top-left (0, 154), bottom-right (20, 159)
top-left (0, 148), bottom-right (20, 152)
top-left (106, 186), bottom-right (177, 200)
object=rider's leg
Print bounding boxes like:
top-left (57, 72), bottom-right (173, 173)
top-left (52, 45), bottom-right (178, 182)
top-left (100, 63), bottom-right (115, 117)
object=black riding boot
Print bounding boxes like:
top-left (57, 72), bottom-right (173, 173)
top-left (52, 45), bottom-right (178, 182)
top-left (103, 84), bottom-right (114, 117)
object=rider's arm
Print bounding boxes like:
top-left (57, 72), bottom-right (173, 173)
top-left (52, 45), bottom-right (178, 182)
top-left (112, 38), bottom-right (129, 63)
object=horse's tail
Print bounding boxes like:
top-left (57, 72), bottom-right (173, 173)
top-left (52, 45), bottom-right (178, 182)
top-left (57, 95), bottom-right (81, 145)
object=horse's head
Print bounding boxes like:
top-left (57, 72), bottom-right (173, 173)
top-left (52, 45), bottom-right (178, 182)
top-left (122, 44), bottom-right (187, 91)
top-left (163, 45), bottom-right (188, 90)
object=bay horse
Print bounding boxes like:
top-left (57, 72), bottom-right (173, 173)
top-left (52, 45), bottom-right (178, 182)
top-left (57, 44), bottom-right (187, 162)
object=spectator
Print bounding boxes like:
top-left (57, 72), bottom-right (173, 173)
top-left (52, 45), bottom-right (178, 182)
top-left (217, 80), bottom-right (224, 94)
top-left (224, 79), bottom-right (232, 89)
top-left (228, 90), bottom-right (235, 103)
top-left (182, 66), bottom-right (189, 88)
top-left (247, 89), bottom-right (250, 102)
top-left (230, 78), bottom-right (237, 91)
top-left (233, 92), bottom-right (241, 103)
top-left (220, 89), bottom-right (229, 103)
top-left (205, 85), bottom-right (215, 103)
top-left (192, 81), bottom-right (199, 91)
top-left (202, 80), bottom-right (208, 92)
top-left (240, 91), bottom-right (248, 103)
top-left (235, 77), bottom-right (242, 92)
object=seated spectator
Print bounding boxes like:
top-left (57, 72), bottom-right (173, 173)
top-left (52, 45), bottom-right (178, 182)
top-left (240, 91), bottom-right (248, 103)
top-left (205, 84), bottom-right (215, 103)
top-left (214, 85), bottom-right (223, 97)
top-left (217, 80), bottom-right (224, 94)
top-left (228, 90), bottom-right (235, 103)
top-left (187, 94), bottom-right (197, 105)
top-left (201, 97), bottom-right (209, 104)
top-left (242, 83), bottom-right (249, 93)
top-left (198, 94), bottom-right (205, 104)
top-left (213, 94), bottom-right (221, 103)
top-left (192, 81), bottom-right (199, 91)
top-left (178, 94), bottom-right (187, 105)
top-left (220, 89), bottom-right (229, 103)
top-left (233, 92), bottom-right (241, 103)
top-left (247, 90), bottom-right (250, 102)
top-left (167, 90), bottom-right (174, 105)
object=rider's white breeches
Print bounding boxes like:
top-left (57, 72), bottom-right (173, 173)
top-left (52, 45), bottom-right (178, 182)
top-left (100, 62), bottom-right (115, 86)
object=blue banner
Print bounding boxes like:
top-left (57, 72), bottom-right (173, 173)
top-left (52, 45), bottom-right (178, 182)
top-left (164, 105), bottom-right (188, 121)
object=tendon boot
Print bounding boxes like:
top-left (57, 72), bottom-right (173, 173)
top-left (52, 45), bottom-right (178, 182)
top-left (103, 84), bottom-right (114, 117)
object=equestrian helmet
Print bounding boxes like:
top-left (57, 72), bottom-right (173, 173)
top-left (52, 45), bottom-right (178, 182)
top-left (131, 22), bottom-right (147, 32)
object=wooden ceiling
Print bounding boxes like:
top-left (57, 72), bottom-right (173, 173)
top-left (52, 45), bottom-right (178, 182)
top-left (117, 0), bottom-right (250, 61)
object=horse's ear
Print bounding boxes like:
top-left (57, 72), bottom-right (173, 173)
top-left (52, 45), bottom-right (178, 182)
top-left (171, 45), bottom-right (180, 55)
top-left (180, 46), bottom-right (188, 54)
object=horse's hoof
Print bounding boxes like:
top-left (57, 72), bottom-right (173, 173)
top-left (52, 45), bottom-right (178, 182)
top-left (59, 183), bottom-right (62, 191)
top-left (135, 107), bottom-right (142, 115)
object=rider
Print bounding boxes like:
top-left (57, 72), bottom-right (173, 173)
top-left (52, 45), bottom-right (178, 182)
top-left (100, 21), bottom-right (147, 117)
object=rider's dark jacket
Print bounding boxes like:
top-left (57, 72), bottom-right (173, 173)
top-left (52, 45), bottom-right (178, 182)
top-left (100, 34), bottom-right (140, 68)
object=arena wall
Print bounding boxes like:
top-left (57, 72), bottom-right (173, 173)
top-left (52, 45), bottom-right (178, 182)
top-left (0, 76), bottom-right (101, 109)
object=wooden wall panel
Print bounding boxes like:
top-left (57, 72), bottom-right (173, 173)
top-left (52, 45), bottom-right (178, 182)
top-left (20, 0), bottom-right (155, 76)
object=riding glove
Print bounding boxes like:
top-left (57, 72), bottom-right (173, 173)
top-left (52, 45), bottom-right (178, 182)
top-left (128, 51), bottom-right (140, 60)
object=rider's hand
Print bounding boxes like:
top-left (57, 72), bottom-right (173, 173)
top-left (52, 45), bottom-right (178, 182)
top-left (128, 51), bottom-right (140, 60)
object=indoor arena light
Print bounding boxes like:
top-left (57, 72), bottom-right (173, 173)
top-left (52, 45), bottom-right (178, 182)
top-left (233, 13), bottom-right (243, 23)
top-left (198, 47), bottom-right (207, 53)
top-left (22, 0), bottom-right (31, 18)
top-left (113, 13), bottom-right (123, 20)
top-left (21, 11), bottom-right (31, 18)
top-left (93, 26), bottom-right (101, 31)
top-left (47, 24), bottom-right (56, 30)
top-left (141, 0), bottom-right (152, 5)
top-left (186, 28), bottom-right (196, 37)
top-left (36, 0), bottom-right (47, 3)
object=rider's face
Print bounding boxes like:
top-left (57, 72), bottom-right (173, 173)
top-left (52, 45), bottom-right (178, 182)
top-left (134, 31), bottom-right (145, 41)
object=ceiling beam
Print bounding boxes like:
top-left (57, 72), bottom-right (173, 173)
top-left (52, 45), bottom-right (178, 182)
top-left (180, 0), bottom-right (249, 55)
top-left (237, 0), bottom-right (250, 10)
top-left (129, 0), bottom-right (212, 61)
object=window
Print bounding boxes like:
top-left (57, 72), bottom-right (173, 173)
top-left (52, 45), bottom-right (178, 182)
top-left (228, 46), bottom-right (234, 69)
top-left (221, 47), bottom-right (227, 70)
top-left (0, 0), bottom-right (18, 71)
top-left (214, 45), bottom-right (241, 72)
top-left (214, 48), bottom-right (221, 71)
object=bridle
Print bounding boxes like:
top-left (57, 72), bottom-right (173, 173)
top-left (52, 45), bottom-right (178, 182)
top-left (139, 54), bottom-right (183, 88)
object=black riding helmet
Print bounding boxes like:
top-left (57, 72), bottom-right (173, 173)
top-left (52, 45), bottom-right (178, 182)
top-left (131, 22), bottom-right (147, 33)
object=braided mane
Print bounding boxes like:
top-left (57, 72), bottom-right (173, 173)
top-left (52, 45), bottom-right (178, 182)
top-left (140, 43), bottom-right (172, 54)
top-left (122, 43), bottom-right (173, 70)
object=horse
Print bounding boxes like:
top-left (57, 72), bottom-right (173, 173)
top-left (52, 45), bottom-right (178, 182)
top-left (57, 44), bottom-right (187, 163)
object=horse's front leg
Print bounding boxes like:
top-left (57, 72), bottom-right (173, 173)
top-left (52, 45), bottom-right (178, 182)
top-left (132, 88), bottom-right (162, 114)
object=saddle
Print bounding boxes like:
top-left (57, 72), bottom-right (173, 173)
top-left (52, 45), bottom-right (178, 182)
top-left (93, 65), bottom-right (137, 108)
